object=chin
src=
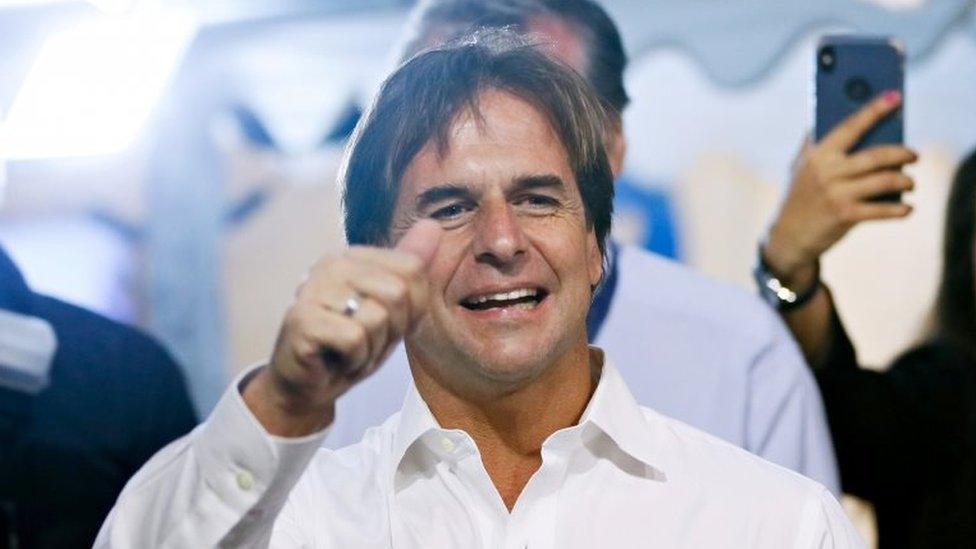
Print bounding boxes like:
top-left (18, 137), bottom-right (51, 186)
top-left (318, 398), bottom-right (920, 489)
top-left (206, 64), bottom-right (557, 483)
top-left (409, 305), bottom-right (586, 388)
top-left (468, 350), bottom-right (549, 383)
top-left (460, 332), bottom-right (571, 384)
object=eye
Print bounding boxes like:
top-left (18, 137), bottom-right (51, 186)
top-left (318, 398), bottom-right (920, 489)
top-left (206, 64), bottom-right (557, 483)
top-left (516, 194), bottom-right (559, 209)
top-left (429, 202), bottom-right (473, 220)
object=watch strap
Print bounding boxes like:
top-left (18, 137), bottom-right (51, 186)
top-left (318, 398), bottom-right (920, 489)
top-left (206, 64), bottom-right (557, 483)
top-left (754, 248), bottom-right (820, 312)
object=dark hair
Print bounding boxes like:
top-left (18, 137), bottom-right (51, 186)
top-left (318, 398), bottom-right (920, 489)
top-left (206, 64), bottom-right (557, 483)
top-left (399, 0), bottom-right (630, 117)
top-left (933, 148), bottom-right (976, 359)
top-left (341, 30), bottom-right (614, 256)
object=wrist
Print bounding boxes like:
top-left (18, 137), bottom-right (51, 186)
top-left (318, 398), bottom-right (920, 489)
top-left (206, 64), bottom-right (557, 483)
top-left (762, 227), bottom-right (818, 289)
top-left (754, 242), bottom-right (822, 313)
top-left (243, 367), bottom-right (335, 437)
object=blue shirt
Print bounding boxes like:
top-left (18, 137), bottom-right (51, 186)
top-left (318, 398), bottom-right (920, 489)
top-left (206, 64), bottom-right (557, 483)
top-left (326, 243), bottom-right (840, 494)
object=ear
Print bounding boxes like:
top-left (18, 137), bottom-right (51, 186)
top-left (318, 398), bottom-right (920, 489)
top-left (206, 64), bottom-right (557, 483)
top-left (607, 122), bottom-right (627, 178)
top-left (587, 229), bottom-right (603, 288)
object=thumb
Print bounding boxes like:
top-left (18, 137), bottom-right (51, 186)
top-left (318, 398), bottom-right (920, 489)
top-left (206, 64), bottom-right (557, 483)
top-left (394, 220), bottom-right (441, 331)
top-left (395, 219), bottom-right (442, 265)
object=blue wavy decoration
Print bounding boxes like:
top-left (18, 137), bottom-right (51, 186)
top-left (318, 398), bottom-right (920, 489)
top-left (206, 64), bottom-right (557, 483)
top-left (605, 0), bottom-right (975, 87)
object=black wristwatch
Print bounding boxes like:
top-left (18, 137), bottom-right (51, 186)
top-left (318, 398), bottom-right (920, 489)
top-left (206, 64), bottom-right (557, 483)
top-left (753, 246), bottom-right (820, 312)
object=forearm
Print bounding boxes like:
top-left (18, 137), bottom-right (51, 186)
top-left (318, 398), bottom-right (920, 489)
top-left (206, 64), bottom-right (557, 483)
top-left (780, 286), bottom-right (835, 368)
top-left (761, 233), bottom-right (837, 368)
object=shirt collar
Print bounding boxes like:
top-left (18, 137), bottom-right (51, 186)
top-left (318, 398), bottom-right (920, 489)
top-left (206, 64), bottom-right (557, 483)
top-left (390, 379), bottom-right (441, 477)
top-left (576, 351), bottom-right (667, 476)
top-left (389, 348), bottom-right (669, 481)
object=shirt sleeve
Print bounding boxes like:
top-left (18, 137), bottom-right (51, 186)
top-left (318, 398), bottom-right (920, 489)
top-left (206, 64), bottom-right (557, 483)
top-left (745, 312), bottom-right (841, 495)
top-left (93, 366), bottom-right (328, 548)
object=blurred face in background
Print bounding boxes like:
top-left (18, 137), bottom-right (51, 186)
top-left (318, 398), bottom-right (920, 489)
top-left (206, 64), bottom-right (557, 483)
top-left (526, 15), bottom-right (626, 175)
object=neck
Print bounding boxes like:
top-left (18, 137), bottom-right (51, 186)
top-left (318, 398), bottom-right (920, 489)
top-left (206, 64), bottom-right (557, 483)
top-left (409, 340), bottom-right (599, 510)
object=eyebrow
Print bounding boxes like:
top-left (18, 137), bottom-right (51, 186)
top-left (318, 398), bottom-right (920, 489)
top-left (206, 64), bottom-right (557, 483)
top-left (412, 174), bottom-right (566, 212)
top-left (510, 174), bottom-right (566, 194)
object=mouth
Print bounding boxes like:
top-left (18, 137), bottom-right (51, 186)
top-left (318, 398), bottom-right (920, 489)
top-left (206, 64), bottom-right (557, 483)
top-left (459, 287), bottom-right (549, 311)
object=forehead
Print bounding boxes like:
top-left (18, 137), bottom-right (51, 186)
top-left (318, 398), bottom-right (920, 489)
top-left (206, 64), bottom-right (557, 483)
top-left (398, 90), bottom-right (572, 195)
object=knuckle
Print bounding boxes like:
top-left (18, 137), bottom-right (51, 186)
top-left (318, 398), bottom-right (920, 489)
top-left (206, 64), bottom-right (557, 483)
top-left (348, 323), bottom-right (368, 350)
top-left (365, 303), bottom-right (389, 330)
top-left (400, 254), bottom-right (424, 276)
top-left (307, 256), bottom-right (345, 285)
top-left (332, 254), bottom-right (355, 272)
top-left (313, 253), bottom-right (342, 271)
top-left (388, 278), bottom-right (408, 306)
top-left (292, 339), bottom-right (318, 364)
top-left (282, 306), bottom-right (304, 332)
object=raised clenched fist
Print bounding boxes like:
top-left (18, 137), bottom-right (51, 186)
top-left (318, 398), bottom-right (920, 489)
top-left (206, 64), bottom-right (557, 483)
top-left (244, 220), bottom-right (442, 436)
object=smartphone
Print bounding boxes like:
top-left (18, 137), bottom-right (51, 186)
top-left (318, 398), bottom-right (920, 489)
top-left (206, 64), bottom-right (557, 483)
top-left (815, 35), bottom-right (905, 202)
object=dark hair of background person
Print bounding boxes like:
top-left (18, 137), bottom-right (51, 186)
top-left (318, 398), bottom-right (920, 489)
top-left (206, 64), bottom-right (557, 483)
top-left (399, 0), bottom-right (629, 117)
top-left (341, 30), bottom-right (615, 255)
top-left (933, 147), bottom-right (976, 359)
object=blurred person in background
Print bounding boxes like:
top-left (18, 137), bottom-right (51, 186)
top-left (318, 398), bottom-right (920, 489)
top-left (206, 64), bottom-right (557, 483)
top-left (0, 157), bottom-right (197, 549)
top-left (758, 89), bottom-right (976, 547)
top-left (328, 0), bottom-right (841, 494)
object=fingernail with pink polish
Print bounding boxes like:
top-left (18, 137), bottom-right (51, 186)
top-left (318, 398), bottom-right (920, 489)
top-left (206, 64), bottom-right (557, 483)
top-left (883, 90), bottom-right (901, 105)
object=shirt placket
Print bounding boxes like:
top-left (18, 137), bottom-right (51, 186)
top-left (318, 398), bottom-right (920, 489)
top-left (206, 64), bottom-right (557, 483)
top-left (504, 428), bottom-right (578, 549)
top-left (454, 450), bottom-right (511, 547)
top-left (438, 430), bottom-right (509, 549)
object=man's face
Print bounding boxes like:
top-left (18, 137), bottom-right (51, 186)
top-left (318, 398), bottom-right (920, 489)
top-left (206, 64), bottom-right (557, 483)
top-left (391, 90), bottom-right (603, 385)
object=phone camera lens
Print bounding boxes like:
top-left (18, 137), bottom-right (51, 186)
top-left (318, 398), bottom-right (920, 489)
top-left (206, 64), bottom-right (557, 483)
top-left (845, 77), bottom-right (873, 102)
top-left (819, 46), bottom-right (835, 71)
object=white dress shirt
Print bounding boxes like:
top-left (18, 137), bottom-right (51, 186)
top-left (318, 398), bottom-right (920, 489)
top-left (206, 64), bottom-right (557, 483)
top-left (327, 244), bottom-right (840, 494)
top-left (96, 354), bottom-right (861, 548)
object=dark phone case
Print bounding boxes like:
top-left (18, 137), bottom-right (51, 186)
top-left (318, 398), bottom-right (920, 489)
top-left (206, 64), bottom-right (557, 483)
top-left (815, 35), bottom-right (905, 202)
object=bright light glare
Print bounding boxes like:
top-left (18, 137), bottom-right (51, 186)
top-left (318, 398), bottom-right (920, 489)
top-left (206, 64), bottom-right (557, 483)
top-left (0, 12), bottom-right (196, 159)
top-left (85, 0), bottom-right (137, 15)
top-left (0, 0), bottom-right (132, 10)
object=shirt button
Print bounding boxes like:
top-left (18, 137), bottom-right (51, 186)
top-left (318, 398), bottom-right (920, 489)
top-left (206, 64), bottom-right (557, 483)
top-left (236, 469), bottom-right (254, 491)
top-left (440, 437), bottom-right (456, 453)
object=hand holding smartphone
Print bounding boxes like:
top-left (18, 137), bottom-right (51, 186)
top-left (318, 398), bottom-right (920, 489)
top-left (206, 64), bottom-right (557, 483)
top-left (760, 34), bottom-right (917, 288)
top-left (815, 35), bottom-right (906, 201)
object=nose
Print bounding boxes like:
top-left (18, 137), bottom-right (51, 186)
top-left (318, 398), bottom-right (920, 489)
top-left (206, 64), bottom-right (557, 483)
top-left (471, 198), bottom-right (528, 271)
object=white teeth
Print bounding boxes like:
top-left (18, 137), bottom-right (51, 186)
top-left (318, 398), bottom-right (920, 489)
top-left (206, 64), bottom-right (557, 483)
top-left (471, 288), bottom-right (538, 304)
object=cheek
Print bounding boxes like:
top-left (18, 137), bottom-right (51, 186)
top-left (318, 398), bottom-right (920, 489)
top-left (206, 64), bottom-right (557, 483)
top-left (425, 231), bottom-right (472, 301)
top-left (525, 221), bottom-right (593, 277)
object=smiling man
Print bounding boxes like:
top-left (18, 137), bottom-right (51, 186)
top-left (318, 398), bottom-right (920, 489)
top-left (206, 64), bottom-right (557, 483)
top-left (96, 33), bottom-right (860, 548)
top-left (324, 0), bottom-right (840, 500)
